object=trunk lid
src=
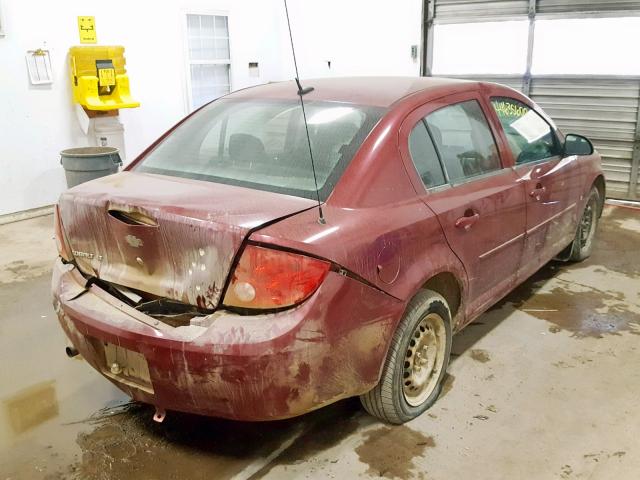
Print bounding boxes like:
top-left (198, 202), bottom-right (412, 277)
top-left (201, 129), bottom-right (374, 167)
top-left (58, 172), bottom-right (315, 309)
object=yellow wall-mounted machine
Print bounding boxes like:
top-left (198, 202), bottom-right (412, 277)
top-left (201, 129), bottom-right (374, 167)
top-left (69, 46), bottom-right (140, 111)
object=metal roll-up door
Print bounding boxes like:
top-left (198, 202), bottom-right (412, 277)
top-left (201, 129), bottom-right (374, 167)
top-left (529, 77), bottom-right (640, 200)
top-left (433, 0), bottom-right (640, 22)
top-left (449, 75), bottom-right (525, 92)
top-left (478, 76), bottom-right (525, 93)
top-left (537, 0), bottom-right (640, 15)
top-left (433, 0), bottom-right (529, 22)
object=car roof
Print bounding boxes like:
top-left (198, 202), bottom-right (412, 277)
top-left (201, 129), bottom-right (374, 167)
top-left (225, 76), bottom-right (478, 108)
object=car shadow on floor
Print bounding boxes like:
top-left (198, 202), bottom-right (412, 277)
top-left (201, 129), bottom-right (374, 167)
top-left (69, 262), bottom-right (564, 480)
top-left (450, 261), bottom-right (562, 357)
top-left (72, 395), bottom-right (371, 479)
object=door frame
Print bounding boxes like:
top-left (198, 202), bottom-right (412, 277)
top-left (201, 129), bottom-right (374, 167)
top-left (398, 88), bottom-right (515, 196)
top-left (397, 88), bottom-right (527, 321)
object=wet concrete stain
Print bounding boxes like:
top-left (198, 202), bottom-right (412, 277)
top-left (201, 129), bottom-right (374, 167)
top-left (489, 207), bottom-right (640, 338)
top-left (560, 463), bottom-right (573, 478)
top-left (513, 284), bottom-right (639, 338)
top-left (584, 207), bottom-right (640, 279)
top-left (71, 402), bottom-right (299, 480)
top-left (0, 214), bottom-right (57, 284)
top-left (68, 398), bottom-right (368, 480)
top-left (4, 381), bottom-right (59, 434)
top-left (583, 450), bottom-right (627, 462)
top-left (355, 425), bottom-right (434, 479)
top-left (470, 349), bottom-right (491, 363)
top-left (0, 259), bottom-right (53, 284)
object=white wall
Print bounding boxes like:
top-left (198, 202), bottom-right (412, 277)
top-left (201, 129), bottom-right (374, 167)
top-left (280, 0), bottom-right (422, 79)
top-left (0, 0), bottom-right (421, 216)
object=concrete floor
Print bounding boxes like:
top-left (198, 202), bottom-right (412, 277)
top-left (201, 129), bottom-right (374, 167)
top-left (1, 204), bottom-right (639, 480)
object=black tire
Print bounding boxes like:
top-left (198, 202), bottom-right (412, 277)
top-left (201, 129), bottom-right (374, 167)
top-left (568, 187), bottom-right (600, 262)
top-left (360, 289), bottom-right (452, 424)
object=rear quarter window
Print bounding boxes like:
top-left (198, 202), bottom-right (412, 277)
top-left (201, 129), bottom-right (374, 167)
top-left (425, 100), bottom-right (501, 182)
top-left (408, 121), bottom-right (447, 189)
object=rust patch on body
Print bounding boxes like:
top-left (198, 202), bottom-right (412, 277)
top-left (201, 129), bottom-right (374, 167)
top-left (295, 362), bottom-right (311, 383)
top-left (470, 349), bottom-right (491, 363)
top-left (355, 425), bottom-right (434, 479)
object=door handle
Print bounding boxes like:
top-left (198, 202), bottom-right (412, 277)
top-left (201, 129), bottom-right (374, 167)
top-left (530, 184), bottom-right (546, 200)
top-left (455, 212), bottom-right (480, 230)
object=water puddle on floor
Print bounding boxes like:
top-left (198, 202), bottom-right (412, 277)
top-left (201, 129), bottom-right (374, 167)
top-left (515, 285), bottom-right (640, 338)
top-left (4, 381), bottom-right (59, 435)
top-left (355, 425), bottom-right (435, 479)
top-left (494, 206), bottom-right (640, 338)
top-left (0, 274), bottom-right (130, 479)
top-left (586, 206), bottom-right (640, 279)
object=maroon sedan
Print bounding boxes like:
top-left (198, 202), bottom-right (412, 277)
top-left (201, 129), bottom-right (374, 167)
top-left (53, 77), bottom-right (603, 424)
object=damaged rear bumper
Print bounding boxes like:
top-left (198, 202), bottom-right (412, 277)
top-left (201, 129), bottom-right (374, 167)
top-left (51, 259), bottom-right (404, 420)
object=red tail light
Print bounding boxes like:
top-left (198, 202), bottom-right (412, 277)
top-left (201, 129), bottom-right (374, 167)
top-left (54, 205), bottom-right (74, 262)
top-left (223, 245), bottom-right (330, 310)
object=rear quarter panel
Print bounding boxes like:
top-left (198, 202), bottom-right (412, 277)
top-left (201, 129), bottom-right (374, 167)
top-left (250, 202), bottom-right (468, 319)
top-left (251, 96), bottom-right (470, 329)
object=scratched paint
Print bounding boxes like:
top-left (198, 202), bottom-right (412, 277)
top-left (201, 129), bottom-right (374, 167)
top-left (58, 172), bottom-right (315, 308)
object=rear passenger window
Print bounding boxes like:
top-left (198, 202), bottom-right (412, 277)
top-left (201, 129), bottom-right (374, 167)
top-left (425, 100), bottom-right (501, 182)
top-left (491, 97), bottom-right (561, 164)
top-left (408, 121), bottom-right (446, 189)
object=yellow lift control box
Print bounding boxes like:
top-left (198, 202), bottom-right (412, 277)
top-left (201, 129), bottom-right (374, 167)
top-left (69, 46), bottom-right (140, 111)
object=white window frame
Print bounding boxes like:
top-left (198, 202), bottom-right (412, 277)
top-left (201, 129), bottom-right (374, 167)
top-left (182, 10), bottom-right (232, 113)
top-left (0, 1), bottom-right (6, 37)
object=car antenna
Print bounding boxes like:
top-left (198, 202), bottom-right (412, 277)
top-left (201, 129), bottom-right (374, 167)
top-left (283, 0), bottom-right (326, 225)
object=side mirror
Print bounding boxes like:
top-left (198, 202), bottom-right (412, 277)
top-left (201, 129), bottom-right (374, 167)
top-left (563, 133), bottom-right (594, 156)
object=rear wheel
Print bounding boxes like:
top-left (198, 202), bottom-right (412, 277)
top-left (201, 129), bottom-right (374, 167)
top-left (568, 187), bottom-right (600, 262)
top-left (360, 290), bottom-right (452, 424)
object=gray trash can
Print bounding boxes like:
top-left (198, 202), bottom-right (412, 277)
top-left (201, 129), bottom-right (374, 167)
top-left (60, 146), bottom-right (122, 188)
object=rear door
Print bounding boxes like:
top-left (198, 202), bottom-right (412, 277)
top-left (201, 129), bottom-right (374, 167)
top-left (487, 97), bottom-right (582, 281)
top-left (399, 92), bottom-right (526, 321)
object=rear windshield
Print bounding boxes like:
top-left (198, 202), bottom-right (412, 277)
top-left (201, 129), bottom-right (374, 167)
top-left (135, 98), bottom-right (385, 201)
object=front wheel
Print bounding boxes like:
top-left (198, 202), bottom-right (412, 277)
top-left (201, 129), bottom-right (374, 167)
top-left (360, 290), bottom-right (452, 424)
top-left (568, 187), bottom-right (600, 262)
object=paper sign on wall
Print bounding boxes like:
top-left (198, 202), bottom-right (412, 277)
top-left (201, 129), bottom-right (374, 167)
top-left (78, 16), bottom-right (97, 44)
